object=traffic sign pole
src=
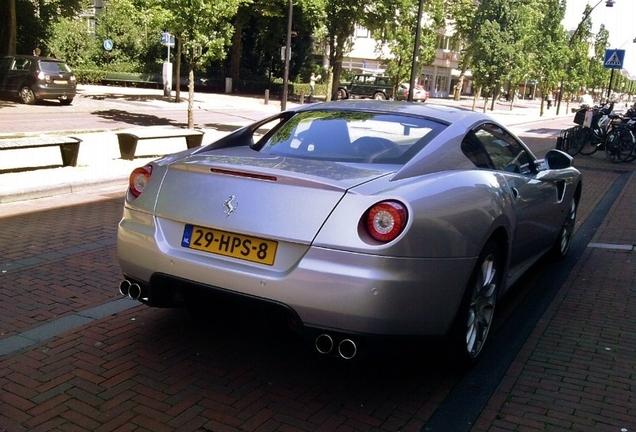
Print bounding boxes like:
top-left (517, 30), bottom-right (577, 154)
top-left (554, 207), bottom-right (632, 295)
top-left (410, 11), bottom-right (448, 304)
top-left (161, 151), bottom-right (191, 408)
top-left (606, 69), bottom-right (615, 99)
top-left (603, 49), bottom-right (626, 100)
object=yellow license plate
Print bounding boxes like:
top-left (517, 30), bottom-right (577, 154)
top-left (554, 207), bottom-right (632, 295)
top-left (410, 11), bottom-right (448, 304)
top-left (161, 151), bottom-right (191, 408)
top-left (53, 80), bottom-right (67, 84)
top-left (182, 224), bottom-right (277, 266)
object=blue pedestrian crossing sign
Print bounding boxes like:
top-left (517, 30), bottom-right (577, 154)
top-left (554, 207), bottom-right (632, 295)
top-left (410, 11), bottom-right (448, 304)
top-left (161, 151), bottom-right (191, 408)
top-left (604, 49), bottom-right (625, 69)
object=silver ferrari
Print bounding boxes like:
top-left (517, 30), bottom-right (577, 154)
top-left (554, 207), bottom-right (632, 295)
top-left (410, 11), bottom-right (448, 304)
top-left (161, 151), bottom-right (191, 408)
top-left (117, 100), bottom-right (581, 366)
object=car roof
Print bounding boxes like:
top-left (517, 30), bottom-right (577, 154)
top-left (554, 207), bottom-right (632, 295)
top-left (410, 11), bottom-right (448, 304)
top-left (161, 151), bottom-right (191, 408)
top-left (293, 100), bottom-right (491, 126)
top-left (2, 55), bottom-right (64, 62)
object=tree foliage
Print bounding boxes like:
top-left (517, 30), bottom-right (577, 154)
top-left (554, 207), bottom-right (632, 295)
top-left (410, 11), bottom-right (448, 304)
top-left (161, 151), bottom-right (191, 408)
top-left (470, 0), bottom-right (533, 110)
top-left (588, 24), bottom-right (610, 96)
top-left (92, 0), bottom-right (162, 72)
top-left (48, 17), bottom-right (99, 67)
top-left (5, 0), bottom-right (632, 108)
top-left (369, 0), bottom-right (444, 92)
top-left (529, 0), bottom-right (567, 115)
top-left (444, 0), bottom-right (477, 99)
top-left (0, 0), bottom-right (88, 56)
top-left (159, 0), bottom-right (247, 127)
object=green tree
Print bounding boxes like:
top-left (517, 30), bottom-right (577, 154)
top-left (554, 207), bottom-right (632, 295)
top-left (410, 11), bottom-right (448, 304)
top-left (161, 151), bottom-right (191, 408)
top-left (529, 0), bottom-right (567, 116)
top-left (48, 17), bottom-right (99, 67)
top-left (160, 0), bottom-right (247, 127)
top-left (556, 1), bottom-right (594, 113)
top-left (370, 0), bottom-right (444, 94)
top-left (0, 0), bottom-right (17, 56)
top-left (313, 0), bottom-right (365, 100)
top-left (1, 0), bottom-right (87, 56)
top-left (94, 0), bottom-right (164, 73)
top-left (470, 0), bottom-right (530, 111)
top-left (588, 24), bottom-right (610, 98)
top-left (445, 0), bottom-right (478, 100)
top-left (226, 0), bottom-right (319, 87)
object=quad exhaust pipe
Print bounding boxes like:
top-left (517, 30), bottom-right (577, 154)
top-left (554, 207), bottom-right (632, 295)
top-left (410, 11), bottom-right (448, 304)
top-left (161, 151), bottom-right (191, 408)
top-left (314, 334), bottom-right (358, 360)
top-left (119, 280), bottom-right (142, 300)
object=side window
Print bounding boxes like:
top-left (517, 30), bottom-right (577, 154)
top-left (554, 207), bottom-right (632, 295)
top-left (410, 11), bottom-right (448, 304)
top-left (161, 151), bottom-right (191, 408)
top-left (475, 124), bottom-right (533, 174)
top-left (461, 131), bottom-right (494, 169)
top-left (11, 58), bottom-right (29, 71)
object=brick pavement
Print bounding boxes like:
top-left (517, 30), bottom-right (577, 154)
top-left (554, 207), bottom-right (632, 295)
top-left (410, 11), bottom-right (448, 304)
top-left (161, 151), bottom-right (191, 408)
top-left (471, 154), bottom-right (636, 432)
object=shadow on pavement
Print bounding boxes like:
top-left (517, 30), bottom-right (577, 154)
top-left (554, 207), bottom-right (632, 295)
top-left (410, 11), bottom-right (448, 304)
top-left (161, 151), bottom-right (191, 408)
top-left (91, 109), bottom-right (178, 127)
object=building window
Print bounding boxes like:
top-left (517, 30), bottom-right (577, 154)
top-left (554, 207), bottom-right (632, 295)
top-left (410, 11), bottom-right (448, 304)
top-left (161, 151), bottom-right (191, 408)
top-left (355, 25), bottom-right (370, 38)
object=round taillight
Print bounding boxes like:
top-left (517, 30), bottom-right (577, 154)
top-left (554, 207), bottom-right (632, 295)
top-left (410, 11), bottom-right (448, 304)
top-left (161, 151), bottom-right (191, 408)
top-left (366, 201), bottom-right (407, 242)
top-left (129, 165), bottom-right (152, 198)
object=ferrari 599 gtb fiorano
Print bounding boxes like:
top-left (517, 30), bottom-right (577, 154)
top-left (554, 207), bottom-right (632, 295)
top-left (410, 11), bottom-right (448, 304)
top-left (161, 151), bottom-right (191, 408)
top-left (117, 101), bottom-right (581, 366)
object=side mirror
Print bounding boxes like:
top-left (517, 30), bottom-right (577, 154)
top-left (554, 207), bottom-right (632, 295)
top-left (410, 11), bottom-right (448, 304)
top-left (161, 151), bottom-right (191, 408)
top-left (544, 149), bottom-right (573, 170)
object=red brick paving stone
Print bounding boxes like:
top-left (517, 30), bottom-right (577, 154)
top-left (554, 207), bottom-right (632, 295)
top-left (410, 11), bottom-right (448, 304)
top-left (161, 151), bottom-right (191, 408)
top-left (0, 198), bottom-right (121, 260)
top-left (5, 168), bottom-right (630, 432)
top-left (94, 411), bottom-right (138, 432)
top-left (471, 167), bottom-right (636, 432)
top-left (6, 299), bottom-right (458, 430)
top-left (0, 247), bottom-right (123, 338)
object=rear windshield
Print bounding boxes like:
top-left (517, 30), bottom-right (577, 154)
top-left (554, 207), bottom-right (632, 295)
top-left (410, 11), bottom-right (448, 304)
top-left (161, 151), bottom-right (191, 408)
top-left (39, 61), bottom-right (72, 73)
top-left (257, 110), bottom-right (445, 164)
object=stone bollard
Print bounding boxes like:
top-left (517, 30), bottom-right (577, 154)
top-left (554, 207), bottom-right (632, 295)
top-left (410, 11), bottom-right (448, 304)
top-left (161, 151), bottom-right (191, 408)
top-left (300, 92), bottom-right (304, 104)
top-left (264, 89), bottom-right (269, 105)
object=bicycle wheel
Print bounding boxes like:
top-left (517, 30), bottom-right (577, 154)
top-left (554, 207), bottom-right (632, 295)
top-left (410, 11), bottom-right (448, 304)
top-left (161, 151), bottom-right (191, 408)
top-left (625, 127), bottom-right (636, 163)
top-left (604, 127), bottom-right (635, 163)
top-left (565, 126), bottom-right (586, 156)
top-left (577, 127), bottom-right (598, 155)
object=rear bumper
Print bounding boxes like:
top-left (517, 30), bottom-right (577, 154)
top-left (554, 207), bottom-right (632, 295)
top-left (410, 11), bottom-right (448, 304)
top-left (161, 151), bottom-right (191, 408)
top-left (33, 83), bottom-right (76, 100)
top-left (117, 209), bottom-right (476, 338)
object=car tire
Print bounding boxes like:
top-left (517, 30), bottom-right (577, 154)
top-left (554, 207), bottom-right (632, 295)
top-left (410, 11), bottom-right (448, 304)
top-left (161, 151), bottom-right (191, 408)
top-left (447, 239), bottom-right (501, 369)
top-left (19, 86), bottom-right (36, 105)
top-left (549, 195), bottom-right (577, 260)
top-left (337, 89), bottom-right (348, 100)
top-left (373, 92), bottom-right (386, 100)
top-left (59, 98), bottom-right (74, 106)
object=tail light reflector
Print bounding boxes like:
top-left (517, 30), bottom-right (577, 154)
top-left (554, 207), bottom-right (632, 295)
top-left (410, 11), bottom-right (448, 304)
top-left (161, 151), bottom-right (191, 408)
top-left (129, 165), bottom-right (152, 198)
top-left (365, 201), bottom-right (407, 242)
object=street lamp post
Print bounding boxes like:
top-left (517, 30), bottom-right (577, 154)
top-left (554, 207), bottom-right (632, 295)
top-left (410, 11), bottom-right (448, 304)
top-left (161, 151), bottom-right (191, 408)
top-left (281, 0), bottom-right (293, 111)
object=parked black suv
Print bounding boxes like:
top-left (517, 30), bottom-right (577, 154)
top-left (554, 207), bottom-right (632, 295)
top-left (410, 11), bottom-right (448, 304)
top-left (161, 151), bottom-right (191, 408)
top-left (0, 55), bottom-right (76, 105)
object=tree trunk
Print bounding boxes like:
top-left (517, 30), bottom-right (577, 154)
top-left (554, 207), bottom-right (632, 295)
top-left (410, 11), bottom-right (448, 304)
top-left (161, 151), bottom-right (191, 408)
top-left (454, 74), bottom-right (465, 101)
top-left (0, 0), bottom-right (17, 56)
top-left (472, 86), bottom-right (480, 111)
top-left (230, 12), bottom-right (245, 82)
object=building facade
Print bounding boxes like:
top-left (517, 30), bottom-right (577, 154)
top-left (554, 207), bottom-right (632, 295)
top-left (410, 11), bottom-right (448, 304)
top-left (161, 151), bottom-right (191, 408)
top-left (328, 25), bottom-right (471, 98)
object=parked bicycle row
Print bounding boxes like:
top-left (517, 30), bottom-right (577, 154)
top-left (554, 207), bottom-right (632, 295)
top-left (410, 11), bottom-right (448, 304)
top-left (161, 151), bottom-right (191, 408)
top-left (557, 101), bottom-right (636, 163)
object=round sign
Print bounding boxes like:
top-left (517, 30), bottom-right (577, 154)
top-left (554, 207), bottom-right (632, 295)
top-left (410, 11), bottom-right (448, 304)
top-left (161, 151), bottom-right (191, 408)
top-left (103, 39), bottom-right (113, 51)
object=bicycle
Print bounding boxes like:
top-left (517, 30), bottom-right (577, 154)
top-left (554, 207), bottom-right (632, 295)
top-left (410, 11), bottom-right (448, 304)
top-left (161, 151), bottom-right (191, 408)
top-left (573, 102), bottom-right (618, 156)
top-left (604, 117), bottom-right (636, 163)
